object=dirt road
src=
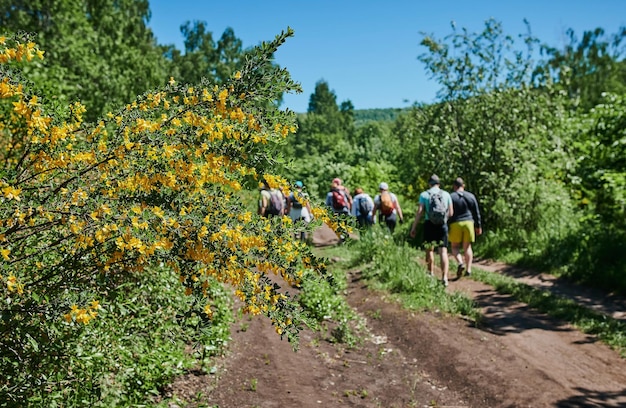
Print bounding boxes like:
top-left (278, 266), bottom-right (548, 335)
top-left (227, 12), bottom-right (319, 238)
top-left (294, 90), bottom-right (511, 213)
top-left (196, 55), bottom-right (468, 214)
top-left (165, 228), bottom-right (626, 407)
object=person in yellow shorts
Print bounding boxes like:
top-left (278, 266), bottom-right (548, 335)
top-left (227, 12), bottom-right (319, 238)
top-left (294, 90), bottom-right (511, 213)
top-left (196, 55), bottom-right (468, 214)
top-left (448, 177), bottom-right (482, 278)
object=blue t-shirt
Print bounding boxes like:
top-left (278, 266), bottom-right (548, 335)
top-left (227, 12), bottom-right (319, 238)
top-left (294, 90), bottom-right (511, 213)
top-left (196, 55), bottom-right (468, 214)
top-left (419, 187), bottom-right (452, 221)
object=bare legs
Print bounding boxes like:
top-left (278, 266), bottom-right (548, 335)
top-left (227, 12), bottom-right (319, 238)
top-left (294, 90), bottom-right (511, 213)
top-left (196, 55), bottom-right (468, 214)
top-left (425, 246), bottom-right (449, 285)
top-left (440, 246), bottom-right (449, 284)
top-left (451, 241), bottom-right (473, 276)
top-left (425, 248), bottom-right (435, 276)
top-left (451, 242), bottom-right (462, 267)
top-left (463, 241), bottom-right (473, 274)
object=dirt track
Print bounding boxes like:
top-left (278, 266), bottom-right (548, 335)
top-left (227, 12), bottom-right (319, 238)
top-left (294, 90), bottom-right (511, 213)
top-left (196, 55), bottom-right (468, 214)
top-left (165, 226), bottom-right (626, 407)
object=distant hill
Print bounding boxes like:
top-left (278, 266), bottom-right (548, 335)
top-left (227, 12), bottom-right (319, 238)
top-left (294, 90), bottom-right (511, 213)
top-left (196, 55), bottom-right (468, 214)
top-left (293, 107), bottom-right (411, 127)
top-left (353, 108), bottom-right (409, 125)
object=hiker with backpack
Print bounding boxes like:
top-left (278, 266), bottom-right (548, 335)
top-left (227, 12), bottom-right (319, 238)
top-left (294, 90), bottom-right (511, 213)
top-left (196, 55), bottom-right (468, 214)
top-left (372, 182), bottom-right (404, 233)
top-left (325, 179), bottom-right (351, 215)
top-left (258, 181), bottom-right (285, 218)
top-left (332, 178), bottom-right (353, 212)
top-left (448, 177), bottom-right (482, 279)
top-left (409, 174), bottom-right (453, 286)
top-left (351, 187), bottom-right (374, 227)
top-left (286, 180), bottom-right (313, 241)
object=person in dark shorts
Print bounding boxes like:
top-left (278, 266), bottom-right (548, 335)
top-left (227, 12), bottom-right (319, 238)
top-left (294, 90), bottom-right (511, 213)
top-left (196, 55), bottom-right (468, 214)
top-left (409, 174), bottom-right (453, 286)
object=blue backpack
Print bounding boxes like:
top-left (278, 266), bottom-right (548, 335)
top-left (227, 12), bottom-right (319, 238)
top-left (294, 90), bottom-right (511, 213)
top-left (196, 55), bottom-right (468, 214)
top-left (358, 196), bottom-right (373, 216)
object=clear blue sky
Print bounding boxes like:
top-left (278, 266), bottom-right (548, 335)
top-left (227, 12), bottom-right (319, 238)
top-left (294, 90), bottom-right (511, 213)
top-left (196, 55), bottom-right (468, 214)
top-left (147, 0), bottom-right (625, 113)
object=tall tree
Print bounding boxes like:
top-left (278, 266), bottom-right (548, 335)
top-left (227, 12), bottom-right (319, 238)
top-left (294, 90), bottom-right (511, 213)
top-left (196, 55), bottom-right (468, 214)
top-left (165, 21), bottom-right (289, 109)
top-left (419, 18), bottom-right (538, 101)
top-left (0, 0), bottom-right (169, 121)
top-left (168, 22), bottom-right (242, 85)
top-left (299, 80), bottom-right (354, 137)
top-left (404, 19), bottom-right (576, 254)
top-left (535, 27), bottom-right (626, 111)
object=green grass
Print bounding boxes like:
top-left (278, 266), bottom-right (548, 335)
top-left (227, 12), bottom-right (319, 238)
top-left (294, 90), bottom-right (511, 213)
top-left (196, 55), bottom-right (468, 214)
top-left (319, 229), bottom-right (480, 322)
top-left (300, 245), bottom-right (362, 347)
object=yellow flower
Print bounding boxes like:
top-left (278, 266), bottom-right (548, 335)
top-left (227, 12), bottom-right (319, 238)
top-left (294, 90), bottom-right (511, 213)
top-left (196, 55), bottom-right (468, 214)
top-left (13, 100), bottom-right (30, 116)
top-left (203, 304), bottom-right (213, 318)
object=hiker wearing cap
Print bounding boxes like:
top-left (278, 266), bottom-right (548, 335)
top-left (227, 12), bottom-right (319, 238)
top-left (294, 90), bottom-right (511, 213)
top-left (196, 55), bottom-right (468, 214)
top-left (351, 187), bottom-right (375, 227)
top-left (286, 180), bottom-right (312, 241)
top-left (448, 177), bottom-right (482, 278)
top-left (373, 182), bottom-right (404, 233)
top-left (409, 174), bottom-right (453, 286)
top-left (325, 178), bottom-right (352, 215)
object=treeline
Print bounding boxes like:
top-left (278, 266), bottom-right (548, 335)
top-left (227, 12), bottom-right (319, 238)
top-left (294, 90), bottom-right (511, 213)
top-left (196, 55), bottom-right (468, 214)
top-left (0, 0), bottom-right (294, 122)
top-left (285, 20), bottom-right (626, 295)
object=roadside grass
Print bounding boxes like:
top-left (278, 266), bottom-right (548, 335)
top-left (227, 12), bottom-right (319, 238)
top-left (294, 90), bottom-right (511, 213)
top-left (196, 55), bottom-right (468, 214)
top-left (300, 244), bottom-right (363, 347)
top-left (314, 229), bottom-right (480, 325)
top-left (311, 227), bottom-right (626, 359)
top-left (470, 267), bottom-right (626, 357)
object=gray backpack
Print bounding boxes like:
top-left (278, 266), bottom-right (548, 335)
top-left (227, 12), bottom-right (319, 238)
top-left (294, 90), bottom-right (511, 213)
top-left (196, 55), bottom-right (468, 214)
top-left (267, 190), bottom-right (284, 215)
top-left (427, 191), bottom-right (447, 225)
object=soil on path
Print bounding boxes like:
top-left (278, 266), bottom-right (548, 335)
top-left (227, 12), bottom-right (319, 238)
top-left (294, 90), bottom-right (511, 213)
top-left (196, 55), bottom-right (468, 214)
top-left (164, 226), bottom-right (626, 407)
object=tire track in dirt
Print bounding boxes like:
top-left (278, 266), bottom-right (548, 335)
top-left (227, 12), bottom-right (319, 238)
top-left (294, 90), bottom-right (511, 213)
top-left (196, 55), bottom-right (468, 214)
top-left (447, 276), bottom-right (626, 407)
top-left (473, 258), bottom-right (626, 321)
top-left (165, 226), bottom-right (626, 407)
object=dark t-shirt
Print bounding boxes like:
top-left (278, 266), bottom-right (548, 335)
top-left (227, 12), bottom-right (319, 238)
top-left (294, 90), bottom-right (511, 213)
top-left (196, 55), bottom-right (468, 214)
top-left (449, 190), bottom-right (481, 228)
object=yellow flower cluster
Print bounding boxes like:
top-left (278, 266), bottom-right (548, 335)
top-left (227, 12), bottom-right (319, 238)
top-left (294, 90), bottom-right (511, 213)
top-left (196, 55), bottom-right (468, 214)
top-left (1, 35), bottom-right (330, 343)
top-left (0, 36), bottom-right (45, 63)
top-left (63, 300), bottom-right (100, 325)
top-left (3, 274), bottom-right (23, 295)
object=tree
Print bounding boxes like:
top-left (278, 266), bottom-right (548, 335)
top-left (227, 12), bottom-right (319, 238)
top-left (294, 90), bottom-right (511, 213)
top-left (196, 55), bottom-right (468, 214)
top-left (535, 27), bottom-right (626, 111)
top-left (0, 0), bottom-right (170, 121)
top-left (168, 22), bottom-right (244, 86)
top-left (166, 21), bottom-right (289, 110)
top-left (303, 80), bottom-right (354, 134)
top-left (571, 93), bottom-right (626, 225)
top-left (419, 18), bottom-right (538, 101)
top-left (404, 19), bottom-right (578, 255)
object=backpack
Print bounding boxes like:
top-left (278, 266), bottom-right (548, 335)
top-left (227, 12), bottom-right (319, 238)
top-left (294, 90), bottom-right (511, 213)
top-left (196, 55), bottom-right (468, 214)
top-left (267, 189), bottom-right (284, 216)
top-left (427, 190), bottom-right (447, 225)
top-left (379, 191), bottom-right (394, 216)
top-left (358, 196), bottom-right (373, 216)
top-left (290, 192), bottom-right (303, 209)
top-left (331, 189), bottom-right (347, 211)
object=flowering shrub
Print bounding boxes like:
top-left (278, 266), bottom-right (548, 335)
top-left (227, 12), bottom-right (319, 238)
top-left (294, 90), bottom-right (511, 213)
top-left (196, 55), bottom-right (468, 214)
top-left (0, 30), bottom-right (337, 404)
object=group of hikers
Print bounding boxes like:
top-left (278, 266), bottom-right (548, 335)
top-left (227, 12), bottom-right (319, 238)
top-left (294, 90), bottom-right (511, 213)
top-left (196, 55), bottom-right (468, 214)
top-left (258, 174), bottom-right (482, 287)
